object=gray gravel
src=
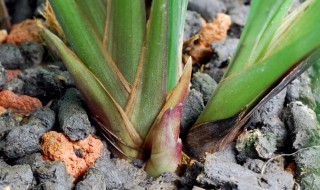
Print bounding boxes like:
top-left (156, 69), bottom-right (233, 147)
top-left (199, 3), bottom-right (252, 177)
top-left (188, 0), bottom-right (226, 21)
top-left (0, 164), bottom-right (34, 190)
top-left (35, 161), bottom-right (74, 190)
top-left (210, 38), bottom-right (239, 68)
top-left (184, 11), bottom-right (203, 40)
top-left (59, 88), bottom-right (92, 141)
top-left (0, 44), bottom-right (25, 69)
top-left (19, 41), bottom-right (45, 69)
top-left (191, 72), bottom-right (217, 104)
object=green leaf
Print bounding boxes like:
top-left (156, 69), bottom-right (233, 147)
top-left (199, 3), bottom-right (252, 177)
top-left (40, 27), bottom-right (142, 158)
top-left (224, 0), bottom-right (293, 77)
top-left (126, 0), bottom-right (169, 138)
top-left (198, 0), bottom-right (320, 124)
top-left (167, 0), bottom-right (188, 91)
top-left (106, 0), bottom-right (146, 84)
top-left (49, 0), bottom-right (129, 107)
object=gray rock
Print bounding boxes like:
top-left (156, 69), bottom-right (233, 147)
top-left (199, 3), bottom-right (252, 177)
top-left (283, 101), bottom-right (320, 149)
top-left (229, 5), bottom-right (250, 26)
top-left (249, 88), bottom-right (288, 147)
top-left (75, 170), bottom-right (106, 190)
top-left (14, 153), bottom-right (45, 172)
top-left (0, 112), bottom-right (19, 137)
top-left (35, 161), bottom-right (74, 190)
top-left (0, 124), bottom-right (46, 159)
top-left (287, 72), bottom-right (316, 109)
top-left (0, 164), bottom-right (34, 190)
top-left (181, 89), bottom-right (204, 136)
top-left (213, 142), bottom-right (237, 163)
top-left (243, 158), bottom-right (285, 174)
top-left (188, 0), bottom-right (226, 21)
top-left (28, 107), bottom-right (56, 131)
top-left (147, 172), bottom-right (179, 190)
top-left (20, 66), bottom-right (74, 98)
top-left (220, 0), bottom-right (244, 11)
top-left (294, 147), bottom-right (320, 189)
top-left (236, 129), bottom-right (277, 162)
top-left (0, 159), bottom-right (8, 167)
top-left (203, 66), bottom-right (225, 83)
top-left (19, 42), bottom-right (45, 69)
top-left (210, 38), bottom-right (239, 68)
top-left (89, 156), bottom-right (147, 190)
top-left (0, 64), bottom-right (7, 89)
top-left (3, 77), bottom-right (25, 94)
top-left (0, 44), bottom-right (25, 69)
top-left (59, 88), bottom-right (92, 141)
top-left (191, 72), bottom-right (217, 103)
top-left (184, 11), bottom-right (203, 40)
top-left (197, 153), bottom-right (294, 189)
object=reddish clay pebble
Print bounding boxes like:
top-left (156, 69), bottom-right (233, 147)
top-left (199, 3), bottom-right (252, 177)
top-left (0, 90), bottom-right (42, 117)
top-left (0, 30), bottom-right (8, 44)
top-left (41, 131), bottom-right (103, 179)
top-left (7, 19), bottom-right (41, 44)
top-left (6, 69), bottom-right (21, 81)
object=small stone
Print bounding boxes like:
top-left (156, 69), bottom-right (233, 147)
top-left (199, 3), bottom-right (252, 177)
top-left (184, 11), bottom-right (203, 40)
top-left (0, 112), bottom-right (19, 138)
top-left (236, 129), bottom-right (277, 162)
top-left (6, 69), bottom-right (21, 81)
top-left (203, 66), bottom-right (225, 83)
top-left (229, 5), bottom-right (250, 26)
top-left (35, 161), bottom-right (74, 190)
top-left (0, 43), bottom-right (25, 69)
top-left (188, 0), bottom-right (227, 21)
top-left (1, 124), bottom-right (46, 159)
top-left (28, 107), bottom-right (56, 130)
top-left (75, 170), bottom-right (106, 190)
top-left (41, 131), bottom-right (103, 179)
top-left (0, 30), bottom-right (8, 44)
top-left (7, 19), bottom-right (41, 44)
top-left (0, 90), bottom-right (42, 117)
top-left (89, 156), bottom-right (148, 190)
top-left (287, 72), bottom-right (316, 109)
top-left (19, 41), bottom-right (45, 69)
top-left (282, 101), bottom-right (320, 149)
top-left (3, 77), bottom-right (25, 94)
top-left (59, 88), bottom-right (92, 141)
top-left (210, 38), bottom-right (239, 68)
top-left (0, 64), bottom-right (7, 89)
top-left (181, 89), bottom-right (204, 136)
top-left (147, 172), bottom-right (179, 189)
top-left (191, 72), bottom-right (217, 103)
top-left (0, 165), bottom-right (34, 190)
top-left (14, 153), bottom-right (45, 172)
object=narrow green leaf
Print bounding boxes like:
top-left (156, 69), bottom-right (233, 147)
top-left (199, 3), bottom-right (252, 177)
top-left (224, 0), bottom-right (293, 77)
top-left (167, 0), bottom-right (188, 91)
top-left (126, 0), bottom-right (168, 138)
top-left (49, 0), bottom-right (129, 107)
top-left (40, 27), bottom-right (142, 158)
top-left (106, 0), bottom-right (145, 84)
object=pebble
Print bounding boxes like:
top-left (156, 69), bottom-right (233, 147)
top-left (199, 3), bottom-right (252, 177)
top-left (0, 43), bottom-right (25, 69)
top-left (184, 11), bottom-right (203, 40)
top-left (41, 131), bottom-right (103, 179)
top-left (0, 30), bottom-right (8, 44)
top-left (282, 101), bottom-right (320, 149)
top-left (7, 19), bottom-right (41, 44)
top-left (35, 161), bottom-right (74, 190)
top-left (191, 72), bottom-right (217, 103)
top-left (28, 107), bottom-right (56, 131)
top-left (19, 41), bottom-right (45, 69)
top-left (0, 124), bottom-right (46, 159)
top-left (0, 64), bottom-right (7, 89)
top-left (0, 164), bottom-right (34, 190)
top-left (14, 152), bottom-right (45, 171)
top-left (59, 88), bottom-right (92, 141)
top-left (181, 89), bottom-right (204, 137)
top-left (210, 38), bottom-right (239, 68)
top-left (188, 0), bottom-right (226, 21)
top-left (0, 90), bottom-right (42, 117)
top-left (75, 170), bottom-right (106, 190)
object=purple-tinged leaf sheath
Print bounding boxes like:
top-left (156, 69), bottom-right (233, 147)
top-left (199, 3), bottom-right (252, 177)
top-left (145, 105), bottom-right (183, 177)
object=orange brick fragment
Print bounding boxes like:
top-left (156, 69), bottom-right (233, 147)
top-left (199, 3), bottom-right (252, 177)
top-left (7, 19), bottom-right (41, 44)
top-left (6, 69), bottom-right (21, 81)
top-left (184, 13), bottom-right (231, 64)
top-left (41, 131), bottom-right (103, 179)
top-left (0, 90), bottom-right (42, 117)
